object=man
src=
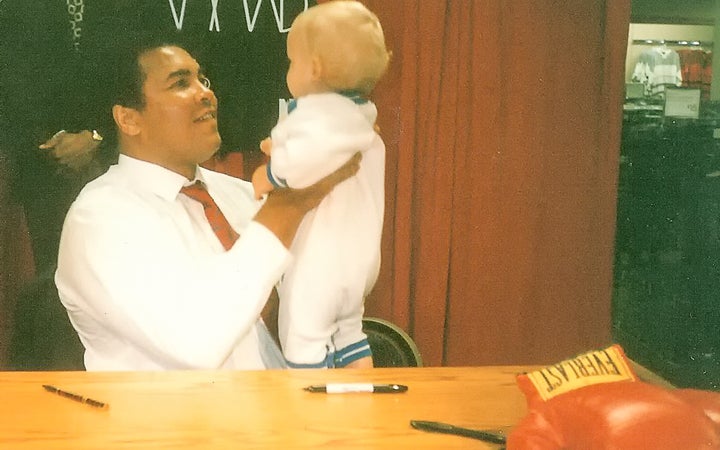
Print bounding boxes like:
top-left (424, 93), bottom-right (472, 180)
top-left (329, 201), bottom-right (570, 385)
top-left (55, 37), bottom-right (359, 371)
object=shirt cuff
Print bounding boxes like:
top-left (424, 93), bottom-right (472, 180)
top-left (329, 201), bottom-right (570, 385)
top-left (266, 161), bottom-right (288, 188)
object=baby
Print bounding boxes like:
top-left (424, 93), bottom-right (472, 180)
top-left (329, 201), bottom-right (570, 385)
top-left (252, 0), bottom-right (389, 368)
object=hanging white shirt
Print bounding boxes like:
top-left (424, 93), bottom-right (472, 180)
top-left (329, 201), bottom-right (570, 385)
top-left (56, 154), bottom-right (291, 371)
top-left (632, 46), bottom-right (682, 95)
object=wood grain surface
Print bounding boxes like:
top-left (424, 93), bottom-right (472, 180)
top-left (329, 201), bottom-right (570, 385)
top-left (0, 366), bottom-right (536, 449)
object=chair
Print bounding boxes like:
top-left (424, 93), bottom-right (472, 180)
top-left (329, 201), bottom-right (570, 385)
top-left (362, 317), bottom-right (422, 367)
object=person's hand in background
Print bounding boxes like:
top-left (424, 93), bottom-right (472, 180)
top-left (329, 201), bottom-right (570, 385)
top-left (39, 130), bottom-right (101, 175)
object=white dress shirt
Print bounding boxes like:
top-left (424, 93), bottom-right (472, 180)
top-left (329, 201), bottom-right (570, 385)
top-left (56, 155), bottom-right (291, 371)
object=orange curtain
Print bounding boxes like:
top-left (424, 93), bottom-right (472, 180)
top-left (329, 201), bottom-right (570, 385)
top-left (364, 0), bottom-right (631, 366)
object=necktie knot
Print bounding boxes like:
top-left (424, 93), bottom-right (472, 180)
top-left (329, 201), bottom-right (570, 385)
top-left (181, 181), bottom-right (239, 251)
top-left (180, 181), bottom-right (213, 209)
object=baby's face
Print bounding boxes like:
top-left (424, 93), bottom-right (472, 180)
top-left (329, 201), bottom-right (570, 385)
top-left (285, 27), bottom-right (316, 98)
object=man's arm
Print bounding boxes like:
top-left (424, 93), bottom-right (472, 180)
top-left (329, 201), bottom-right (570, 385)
top-left (55, 154), bottom-right (359, 369)
top-left (57, 197), bottom-right (288, 369)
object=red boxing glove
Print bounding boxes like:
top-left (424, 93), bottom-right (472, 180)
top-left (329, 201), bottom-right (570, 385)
top-left (508, 345), bottom-right (720, 450)
top-left (675, 388), bottom-right (720, 427)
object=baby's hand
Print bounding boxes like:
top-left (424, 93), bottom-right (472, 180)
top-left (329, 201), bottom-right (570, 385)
top-left (251, 163), bottom-right (275, 200)
top-left (260, 137), bottom-right (273, 156)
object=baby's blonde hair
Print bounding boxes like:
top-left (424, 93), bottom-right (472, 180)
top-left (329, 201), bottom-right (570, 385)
top-left (292, 0), bottom-right (390, 96)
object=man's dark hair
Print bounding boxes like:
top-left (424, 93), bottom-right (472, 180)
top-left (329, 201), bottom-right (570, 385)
top-left (110, 30), bottom-right (190, 110)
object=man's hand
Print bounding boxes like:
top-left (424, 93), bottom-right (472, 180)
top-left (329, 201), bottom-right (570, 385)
top-left (251, 163), bottom-right (275, 200)
top-left (260, 137), bottom-right (273, 156)
top-left (254, 152), bottom-right (361, 248)
top-left (268, 152), bottom-right (361, 212)
top-left (39, 130), bottom-right (101, 174)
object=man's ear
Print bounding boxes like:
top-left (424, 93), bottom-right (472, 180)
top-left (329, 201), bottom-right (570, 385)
top-left (311, 55), bottom-right (324, 82)
top-left (112, 104), bottom-right (141, 136)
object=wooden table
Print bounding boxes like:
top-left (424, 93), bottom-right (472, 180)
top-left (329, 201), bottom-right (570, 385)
top-left (0, 366), bottom-right (535, 449)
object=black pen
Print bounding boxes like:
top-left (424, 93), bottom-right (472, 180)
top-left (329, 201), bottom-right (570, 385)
top-left (410, 420), bottom-right (506, 444)
top-left (42, 384), bottom-right (109, 409)
top-left (304, 383), bottom-right (408, 393)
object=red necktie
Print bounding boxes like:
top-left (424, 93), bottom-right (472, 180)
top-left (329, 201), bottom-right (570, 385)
top-left (181, 181), bottom-right (239, 251)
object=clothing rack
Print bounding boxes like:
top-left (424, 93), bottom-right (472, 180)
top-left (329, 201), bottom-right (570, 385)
top-left (632, 39), bottom-right (713, 48)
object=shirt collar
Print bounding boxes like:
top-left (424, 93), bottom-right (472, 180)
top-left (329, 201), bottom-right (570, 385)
top-left (336, 89), bottom-right (369, 105)
top-left (288, 90), bottom-right (370, 114)
top-left (116, 154), bottom-right (204, 201)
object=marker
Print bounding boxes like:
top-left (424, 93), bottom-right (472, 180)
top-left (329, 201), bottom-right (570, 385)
top-left (410, 420), bottom-right (506, 444)
top-left (42, 385), bottom-right (109, 409)
top-left (304, 383), bottom-right (408, 393)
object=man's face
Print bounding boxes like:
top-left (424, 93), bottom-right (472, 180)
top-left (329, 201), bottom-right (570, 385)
top-left (134, 46), bottom-right (220, 177)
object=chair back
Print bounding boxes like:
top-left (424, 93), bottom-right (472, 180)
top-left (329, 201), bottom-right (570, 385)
top-left (362, 317), bottom-right (423, 367)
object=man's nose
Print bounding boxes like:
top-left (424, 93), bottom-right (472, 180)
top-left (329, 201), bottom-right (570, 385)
top-left (197, 82), bottom-right (216, 105)
top-left (200, 95), bottom-right (213, 107)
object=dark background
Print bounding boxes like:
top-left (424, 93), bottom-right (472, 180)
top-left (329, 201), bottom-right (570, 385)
top-left (134, 0), bottom-right (316, 155)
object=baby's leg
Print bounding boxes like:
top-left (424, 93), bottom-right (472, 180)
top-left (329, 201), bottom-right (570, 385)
top-left (333, 314), bottom-right (372, 368)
